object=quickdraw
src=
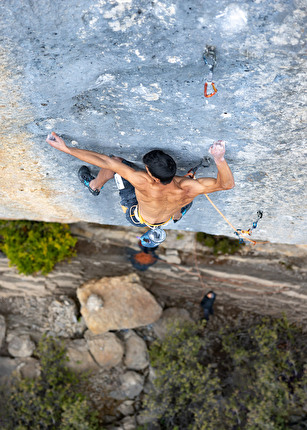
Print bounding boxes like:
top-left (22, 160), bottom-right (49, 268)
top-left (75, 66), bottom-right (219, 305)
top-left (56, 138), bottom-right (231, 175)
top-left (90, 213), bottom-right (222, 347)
top-left (234, 211), bottom-right (264, 244)
top-left (185, 158), bottom-right (264, 246)
top-left (203, 46), bottom-right (218, 98)
top-left (204, 82), bottom-right (217, 98)
top-left (185, 157), bottom-right (211, 179)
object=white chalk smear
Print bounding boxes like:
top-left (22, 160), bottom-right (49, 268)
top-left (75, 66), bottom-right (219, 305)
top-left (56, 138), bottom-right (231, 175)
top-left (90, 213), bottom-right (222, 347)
top-left (167, 56), bottom-right (183, 65)
top-left (135, 49), bottom-right (146, 61)
top-left (94, 74), bottom-right (115, 87)
top-left (217, 4), bottom-right (248, 34)
top-left (104, 0), bottom-right (145, 32)
top-left (153, 2), bottom-right (176, 26)
top-left (131, 83), bottom-right (162, 101)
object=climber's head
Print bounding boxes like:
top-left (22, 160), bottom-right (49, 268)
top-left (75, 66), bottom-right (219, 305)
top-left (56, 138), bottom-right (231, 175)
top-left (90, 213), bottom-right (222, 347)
top-left (143, 150), bottom-right (177, 185)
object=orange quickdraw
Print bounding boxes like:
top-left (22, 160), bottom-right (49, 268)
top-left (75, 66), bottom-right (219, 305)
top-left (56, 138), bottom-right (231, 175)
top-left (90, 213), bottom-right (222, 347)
top-left (204, 82), bottom-right (217, 98)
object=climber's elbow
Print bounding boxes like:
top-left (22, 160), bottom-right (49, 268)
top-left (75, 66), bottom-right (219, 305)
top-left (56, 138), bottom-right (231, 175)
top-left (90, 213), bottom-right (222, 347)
top-left (223, 179), bottom-right (235, 190)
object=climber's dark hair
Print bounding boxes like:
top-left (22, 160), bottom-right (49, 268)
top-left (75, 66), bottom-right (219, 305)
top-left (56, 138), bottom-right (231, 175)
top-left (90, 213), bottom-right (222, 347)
top-left (143, 150), bottom-right (177, 185)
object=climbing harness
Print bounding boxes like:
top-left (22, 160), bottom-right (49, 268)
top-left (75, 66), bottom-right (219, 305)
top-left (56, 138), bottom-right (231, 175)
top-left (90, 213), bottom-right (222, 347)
top-left (137, 156), bottom-right (265, 249)
top-left (203, 46), bottom-right (218, 98)
top-left (235, 210), bottom-right (263, 244)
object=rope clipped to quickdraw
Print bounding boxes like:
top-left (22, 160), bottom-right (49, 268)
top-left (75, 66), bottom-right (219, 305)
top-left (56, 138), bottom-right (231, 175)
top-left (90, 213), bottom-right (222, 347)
top-left (205, 194), bottom-right (257, 245)
top-left (187, 160), bottom-right (263, 246)
top-left (203, 46), bottom-right (218, 98)
top-left (235, 210), bottom-right (263, 244)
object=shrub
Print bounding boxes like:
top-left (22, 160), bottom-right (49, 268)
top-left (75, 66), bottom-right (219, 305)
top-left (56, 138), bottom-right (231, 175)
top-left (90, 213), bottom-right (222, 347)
top-left (1, 335), bottom-right (101, 430)
top-left (196, 232), bottom-right (242, 255)
top-left (0, 220), bottom-right (77, 275)
top-left (142, 317), bottom-right (307, 430)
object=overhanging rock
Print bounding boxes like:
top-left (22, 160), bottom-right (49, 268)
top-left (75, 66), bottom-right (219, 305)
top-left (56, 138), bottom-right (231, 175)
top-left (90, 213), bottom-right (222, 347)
top-left (0, 0), bottom-right (306, 244)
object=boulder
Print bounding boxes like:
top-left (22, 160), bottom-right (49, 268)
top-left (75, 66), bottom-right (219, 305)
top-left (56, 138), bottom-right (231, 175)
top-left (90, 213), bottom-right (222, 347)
top-left (152, 307), bottom-right (193, 340)
top-left (47, 296), bottom-right (85, 338)
top-left (66, 339), bottom-right (99, 372)
top-left (124, 332), bottom-right (149, 370)
top-left (0, 357), bottom-right (18, 383)
top-left (117, 415), bottom-right (137, 430)
top-left (119, 371), bottom-right (144, 399)
top-left (77, 274), bottom-right (162, 334)
top-left (17, 357), bottom-right (41, 379)
top-left (117, 400), bottom-right (134, 416)
top-left (0, 314), bottom-right (6, 348)
top-left (8, 334), bottom-right (35, 358)
top-left (85, 331), bottom-right (124, 369)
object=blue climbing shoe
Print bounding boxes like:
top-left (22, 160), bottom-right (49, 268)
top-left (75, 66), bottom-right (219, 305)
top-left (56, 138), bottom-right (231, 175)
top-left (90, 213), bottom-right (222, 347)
top-left (78, 166), bottom-right (100, 196)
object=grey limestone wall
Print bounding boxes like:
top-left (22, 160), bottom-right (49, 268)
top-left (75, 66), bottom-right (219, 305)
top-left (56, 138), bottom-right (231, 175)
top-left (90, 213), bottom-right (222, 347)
top-left (0, 0), bottom-right (306, 243)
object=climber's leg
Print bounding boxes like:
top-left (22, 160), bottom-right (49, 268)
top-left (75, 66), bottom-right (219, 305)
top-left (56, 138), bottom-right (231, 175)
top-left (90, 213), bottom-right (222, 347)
top-left (89, 156), bottom-right (123, 191)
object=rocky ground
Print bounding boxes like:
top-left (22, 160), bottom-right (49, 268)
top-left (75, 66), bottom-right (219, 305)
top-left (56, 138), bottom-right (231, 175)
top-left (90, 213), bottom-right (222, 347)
top-left (0, 223), bottom-right (306, 429)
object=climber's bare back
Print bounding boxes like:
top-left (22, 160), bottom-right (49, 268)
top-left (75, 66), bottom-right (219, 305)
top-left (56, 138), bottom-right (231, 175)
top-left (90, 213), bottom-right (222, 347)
top-left (115, 163), bottom-right (230, 224)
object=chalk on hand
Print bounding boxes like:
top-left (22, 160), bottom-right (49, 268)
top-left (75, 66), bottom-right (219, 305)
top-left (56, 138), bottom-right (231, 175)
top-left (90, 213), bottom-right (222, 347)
top-left (47, 134), bottom-right (56, 141)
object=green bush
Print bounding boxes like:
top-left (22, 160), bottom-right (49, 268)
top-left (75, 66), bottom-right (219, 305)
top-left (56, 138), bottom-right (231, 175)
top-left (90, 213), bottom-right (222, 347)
top-left (196, 232), bottom-right (242, 255)
top-left (142, 317), bottom-right (307, 430)
top-left (1, 335), bottom-right (101, 430)
top-left (0, 220), bottom-right (77, 275)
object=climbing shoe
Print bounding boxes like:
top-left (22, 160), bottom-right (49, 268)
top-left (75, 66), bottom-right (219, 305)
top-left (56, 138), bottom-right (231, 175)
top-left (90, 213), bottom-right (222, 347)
top-left (78, 166), bottom-right (100, 196)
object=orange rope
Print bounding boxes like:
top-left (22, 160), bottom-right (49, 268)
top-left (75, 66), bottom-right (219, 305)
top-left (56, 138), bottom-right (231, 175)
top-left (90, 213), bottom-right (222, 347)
top-left (204, 193), bottom-right (257, 245)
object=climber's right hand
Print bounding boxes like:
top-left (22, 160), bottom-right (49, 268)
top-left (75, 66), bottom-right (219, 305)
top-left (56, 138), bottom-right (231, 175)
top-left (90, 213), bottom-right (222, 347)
top-left (46, 132), bottom-right (69, 153)
top-left (209, 140), bottom-right (226, 163)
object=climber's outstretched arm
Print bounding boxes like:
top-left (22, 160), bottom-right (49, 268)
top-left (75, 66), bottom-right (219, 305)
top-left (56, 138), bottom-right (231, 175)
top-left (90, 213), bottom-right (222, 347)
top-left (191, 140), bottom-right (235, 194)
top-left (46, 132), bottom-right (147, 188)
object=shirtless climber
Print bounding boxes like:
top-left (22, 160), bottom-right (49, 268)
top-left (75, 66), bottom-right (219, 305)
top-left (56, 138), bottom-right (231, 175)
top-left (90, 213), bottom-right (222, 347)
top-left (46, 133), bottom-right (235, 228)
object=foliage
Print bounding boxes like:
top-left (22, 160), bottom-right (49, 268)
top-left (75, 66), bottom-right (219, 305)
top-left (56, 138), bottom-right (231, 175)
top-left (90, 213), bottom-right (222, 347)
top-left (1, 335), bottom-right (101, 430)
top-left (142, 317), bottom-right (307, 430)
top-left (0, 220), bottom-right (77, 275)
top-left (196, 232), bottom-right (242, 255)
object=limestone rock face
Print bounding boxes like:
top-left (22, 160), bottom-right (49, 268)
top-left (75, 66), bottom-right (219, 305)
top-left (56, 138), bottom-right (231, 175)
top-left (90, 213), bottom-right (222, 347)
top-left (7, 334), bottom-right (35, 358)
top-left (85, 331), bottom-right (124, 369)
top-left (66, 339), bottom-right (99, 372)
top-left (1, 0), bottom-right (306, 244)
top-left (77, 274), bottom-right (162, 334)
top-left (153, 307), bottom-right (193, 340)
top-left (124, 332), bottom-right (149, 370)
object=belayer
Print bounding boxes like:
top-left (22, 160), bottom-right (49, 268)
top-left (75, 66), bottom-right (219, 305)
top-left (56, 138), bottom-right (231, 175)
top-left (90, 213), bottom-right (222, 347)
top-left (46, 134), bottom-right (235, 228)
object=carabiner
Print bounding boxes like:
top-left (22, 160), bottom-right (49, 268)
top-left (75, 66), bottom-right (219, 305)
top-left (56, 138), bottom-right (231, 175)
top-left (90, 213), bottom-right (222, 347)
top-left (204, 82), bottom-right (217, 98)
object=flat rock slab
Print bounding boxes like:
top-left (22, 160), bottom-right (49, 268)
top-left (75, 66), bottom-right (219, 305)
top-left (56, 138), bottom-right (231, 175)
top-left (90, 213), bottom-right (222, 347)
top-left (77, 274), bottom-right (162, 334)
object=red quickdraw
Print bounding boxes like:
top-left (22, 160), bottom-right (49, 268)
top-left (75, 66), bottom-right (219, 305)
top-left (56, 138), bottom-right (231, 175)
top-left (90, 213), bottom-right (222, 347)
top-left (204, 82), bottom-right (218, 98)
top-left (203, 46), bottom-right (217, 99)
